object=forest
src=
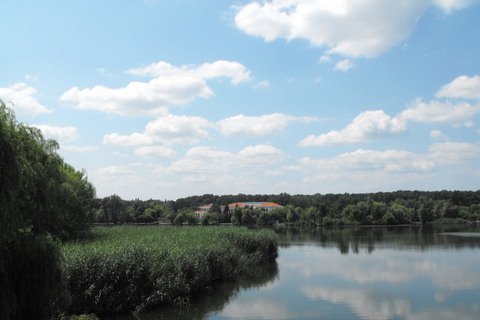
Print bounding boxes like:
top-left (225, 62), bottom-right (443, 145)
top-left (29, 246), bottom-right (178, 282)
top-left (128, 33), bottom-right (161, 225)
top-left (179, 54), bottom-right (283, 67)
top-left (93, 189), bottom-right (480, 226)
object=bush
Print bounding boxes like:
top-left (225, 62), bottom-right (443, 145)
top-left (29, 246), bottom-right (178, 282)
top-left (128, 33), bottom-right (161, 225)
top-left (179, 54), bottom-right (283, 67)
top-left (134, 214), bottom-right (155, 223)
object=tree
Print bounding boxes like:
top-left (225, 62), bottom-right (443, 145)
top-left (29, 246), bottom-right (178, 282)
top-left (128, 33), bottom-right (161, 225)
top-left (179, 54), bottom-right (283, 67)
top-left (0, 100), bottom-right (96, 319)
top-left (286, 205), bottom-right (299, 223)
top-left (418, 197), bottom-right (435, 223)
top-left (101, 195), bottom-right (125, 224)
top-left (174, 213), bottom-right (186, 225)
top-left (201, 213), bottom-right (211, 225)
top-left (145, 203), bottom-right (164, 220)
top-left (231, 205), bottom-right (242, 225)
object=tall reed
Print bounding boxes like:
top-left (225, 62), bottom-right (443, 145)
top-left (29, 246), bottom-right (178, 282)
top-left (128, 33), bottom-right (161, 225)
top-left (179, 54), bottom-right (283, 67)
top-left (61, 226), bottom-right (278, 315)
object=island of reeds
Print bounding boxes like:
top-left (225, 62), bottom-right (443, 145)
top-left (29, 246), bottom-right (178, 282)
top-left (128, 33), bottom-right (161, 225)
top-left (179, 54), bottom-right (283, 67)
top-left (62, 226), bottom-right (278, 316)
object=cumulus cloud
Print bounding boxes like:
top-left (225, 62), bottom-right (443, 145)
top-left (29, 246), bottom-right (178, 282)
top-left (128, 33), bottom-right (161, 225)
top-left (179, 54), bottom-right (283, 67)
top-left (31, 124), bottom-right (79, 143)
top-left (216, 113), bottom-right (297, 138)
top-left (428, 142), bottom-right (480, 164)
top-left (265, 169), bottom-right (283, 176)
top-left (0, 83), bottom-right (53, 116)
top-left (103, 114), bottom-right (212, 147)
top-left (61, 60), bottom-right (252, 117)
top-left (126, 60), bottom-right (252, 85)
top-left (298, 110), bottom-right (406, 146)
top-left (433, 0), bottom-right (479, 13)
top-left (301, 149), bottom-right (435, 173)
top-left (299, 78), bottom-right (480, 147)
top-left (234, 0), bottom-right (472, 59)
top-left (134, 146), bottom-right (176, 159)
top-left (166, 144), bottom-right (286, 175)
top-left (436, 75), bottom-right (480, 100)
top-left (430, 129), bottom-right (449, 140)
top-left (398, 98), bottom-right (480, 124)
top-left (335, 59), bottom-right (355, 71)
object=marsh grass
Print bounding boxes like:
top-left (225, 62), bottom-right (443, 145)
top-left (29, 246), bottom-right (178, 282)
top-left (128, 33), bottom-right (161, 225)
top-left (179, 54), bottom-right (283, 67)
top-left (61, 226), bottom-right (278, 315)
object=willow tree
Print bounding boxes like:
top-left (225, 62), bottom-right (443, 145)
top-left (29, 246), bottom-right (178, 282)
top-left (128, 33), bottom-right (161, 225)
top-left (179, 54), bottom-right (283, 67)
top-left (0, 99), bottom-right (96, 319)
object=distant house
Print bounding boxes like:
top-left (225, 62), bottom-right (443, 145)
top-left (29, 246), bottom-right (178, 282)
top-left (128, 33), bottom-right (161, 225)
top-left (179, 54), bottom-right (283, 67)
top-left (195, 202), bottom-right (283, 220)
top-left (195, 204), bottom-right (212, 220)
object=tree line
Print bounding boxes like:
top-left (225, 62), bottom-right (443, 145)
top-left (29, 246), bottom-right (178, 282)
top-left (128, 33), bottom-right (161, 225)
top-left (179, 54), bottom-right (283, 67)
top-left (92, 190), bottom-right (480, 226)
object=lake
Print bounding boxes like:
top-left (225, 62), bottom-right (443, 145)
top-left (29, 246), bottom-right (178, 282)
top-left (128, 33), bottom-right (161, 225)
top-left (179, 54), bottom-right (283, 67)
top-left (104, 224), bottom-right (480, 320)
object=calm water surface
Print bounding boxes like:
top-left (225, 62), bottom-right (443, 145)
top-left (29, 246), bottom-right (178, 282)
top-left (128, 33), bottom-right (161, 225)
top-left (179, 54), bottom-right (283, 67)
top-left (106, 224), bottom-right (480, 320)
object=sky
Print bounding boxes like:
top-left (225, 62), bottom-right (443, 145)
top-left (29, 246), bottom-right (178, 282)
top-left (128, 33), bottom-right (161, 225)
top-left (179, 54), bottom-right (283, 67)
top-left (1, 0), bottom-right (480, 201)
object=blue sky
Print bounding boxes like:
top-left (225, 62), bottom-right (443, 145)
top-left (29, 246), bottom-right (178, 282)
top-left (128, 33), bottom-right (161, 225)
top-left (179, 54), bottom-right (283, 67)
top-left (2, 0), bottom-right (479, 200)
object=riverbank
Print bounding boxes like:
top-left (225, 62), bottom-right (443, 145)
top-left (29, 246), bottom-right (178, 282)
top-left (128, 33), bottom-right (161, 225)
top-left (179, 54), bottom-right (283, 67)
top-left (60, 226), bottom-right (278, 316)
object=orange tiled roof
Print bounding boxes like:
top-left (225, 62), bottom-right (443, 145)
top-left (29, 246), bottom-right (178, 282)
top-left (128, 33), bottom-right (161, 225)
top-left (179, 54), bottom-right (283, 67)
top-left (261, 202), bottom-right (282, 207)
top-left (227, 202), bottom-right (282, 208)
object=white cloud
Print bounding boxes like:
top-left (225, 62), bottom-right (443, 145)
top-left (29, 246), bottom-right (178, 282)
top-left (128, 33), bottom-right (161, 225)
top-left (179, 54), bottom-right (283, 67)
top-left (61, 145), bottom-right (99, 153)
top-left (335, 59), bottom-right (355, 71)
top-left (436, 75), bottom-right (480, 100)
top-left (216, 113), bottom-right (297, 138)
top-left (318, 55), bottom-right (332, 63)
top-left (433, 0), bottom-right (479, 13)
top-left (103, 114), bottom-right (212, 147)
top-left (90, 166), bottom-right (148, 197)
top-left (428, 142), bottom-right (480, 164)
top-left (301, 149), bottom-right (435, 173)
top-left (134, 146), bottom-right (176, 159)
top-left (61, 60), bottom-right (252, 117)
top-left (127, 60), bottom-right (252, 85)
top-left (399, 98), bottom-right (480, 124)
top-left (298, 110), bottom-right (406, 146)
top-left (430, 129), bottom-right (449, 140)
top-left (299, 86), bottom-right (480, 147)
top-left (234, 0), bottom-right (472, 58)
top-left (253, 80), bottom-right (270, 89)
top-left (0, 83), bottom-right (53, 116)
top-left (166, 144), bottom-right (286, 174)
top-left (31, 124), bottom-right (79, 143)
top-left (265, 169), bottom-right (283, 176)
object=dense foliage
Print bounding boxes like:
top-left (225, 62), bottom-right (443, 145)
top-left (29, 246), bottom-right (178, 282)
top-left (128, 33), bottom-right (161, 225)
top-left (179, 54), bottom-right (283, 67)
top-left (0, 100), bottom-right (96, 320)
top-left (92, 190), bottom-right (480, 226)
top-left (61, 226), bottom-right (278, 315)
top-left (174, 190), bottom-right (480, 211)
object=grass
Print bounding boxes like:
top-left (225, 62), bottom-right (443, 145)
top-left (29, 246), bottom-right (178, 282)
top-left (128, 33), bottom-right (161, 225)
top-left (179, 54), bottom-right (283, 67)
top-left (60, 226), bottom-right (278, 315)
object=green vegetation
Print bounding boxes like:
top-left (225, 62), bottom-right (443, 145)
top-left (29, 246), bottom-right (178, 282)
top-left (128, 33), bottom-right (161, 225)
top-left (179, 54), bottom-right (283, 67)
top-left (170, 192), bottom-right (479, 226)
top-left (0, 100), bottom-right (96, 320)
top-left (91, 190), bottom-right (480, 227)
top-left (218, 197), bottom-right (478, 226)
top-left (61, 226), bottom-right (278, 315)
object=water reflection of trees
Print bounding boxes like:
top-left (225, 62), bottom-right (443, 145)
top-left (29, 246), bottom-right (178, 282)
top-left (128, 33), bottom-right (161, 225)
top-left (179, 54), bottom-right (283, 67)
top-left (276, 224), bottom-right (480, 254)
top-left (108, 261), bottom-right (279, 320)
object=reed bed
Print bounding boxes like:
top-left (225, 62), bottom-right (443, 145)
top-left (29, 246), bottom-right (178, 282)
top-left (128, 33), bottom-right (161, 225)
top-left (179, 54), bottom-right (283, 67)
top-left (61, 226), bottom-right (278, 315)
